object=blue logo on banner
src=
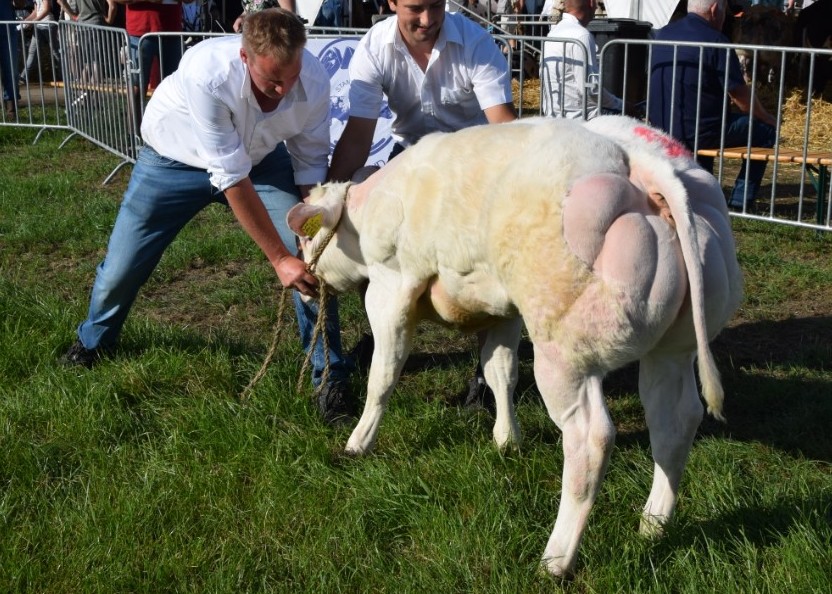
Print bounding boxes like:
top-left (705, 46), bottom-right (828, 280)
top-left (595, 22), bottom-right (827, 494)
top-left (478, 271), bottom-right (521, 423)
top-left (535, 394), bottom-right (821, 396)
top-left (316, 38), bottom-right (394, 164)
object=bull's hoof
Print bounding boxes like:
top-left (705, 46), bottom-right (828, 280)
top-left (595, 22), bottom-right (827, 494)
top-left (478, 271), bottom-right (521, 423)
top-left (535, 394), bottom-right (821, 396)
top-left (639, 515), bottom-right (667, 539)
top-left (539, 557), bottom-right (575, 581)
top-left (344, 443), bottom-right (372, 456)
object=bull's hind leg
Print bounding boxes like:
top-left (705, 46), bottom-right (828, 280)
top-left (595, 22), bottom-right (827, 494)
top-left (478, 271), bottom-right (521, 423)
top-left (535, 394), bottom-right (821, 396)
top-left (637, 351), bottom-right (703, 537)
top-left (345, 270), bottom-right (423, 455)
top-left (480, 318), bottom-right (522, 449)
top-left (534, 343), bottom-right (616, 578)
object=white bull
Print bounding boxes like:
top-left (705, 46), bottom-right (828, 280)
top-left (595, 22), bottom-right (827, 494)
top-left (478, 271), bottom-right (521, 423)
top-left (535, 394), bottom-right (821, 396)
top-left (287, 116), bottom-right (743, 577)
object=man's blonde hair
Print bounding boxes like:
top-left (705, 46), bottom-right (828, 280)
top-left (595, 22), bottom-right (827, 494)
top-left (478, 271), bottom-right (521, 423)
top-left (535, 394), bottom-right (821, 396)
top-left (242, 8), bottom-right (307, 65)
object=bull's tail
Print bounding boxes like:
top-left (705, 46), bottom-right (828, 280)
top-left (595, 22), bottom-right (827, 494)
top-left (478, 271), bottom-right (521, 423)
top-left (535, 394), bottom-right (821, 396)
top-left (629, 154), bottom-right (726, 421)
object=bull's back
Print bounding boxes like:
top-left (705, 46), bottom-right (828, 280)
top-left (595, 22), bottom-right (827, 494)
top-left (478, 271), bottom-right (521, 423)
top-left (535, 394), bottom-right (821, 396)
top-left (363, 120), bottom-right (680, 349)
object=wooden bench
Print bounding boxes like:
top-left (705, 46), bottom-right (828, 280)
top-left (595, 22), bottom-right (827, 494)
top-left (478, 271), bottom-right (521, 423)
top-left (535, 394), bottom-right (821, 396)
top-left (696, 146), bottom-right (831, 225)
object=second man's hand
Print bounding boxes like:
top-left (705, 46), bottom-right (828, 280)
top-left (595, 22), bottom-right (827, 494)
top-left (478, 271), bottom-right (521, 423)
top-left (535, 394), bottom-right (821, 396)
top-left (275, 254), bottom-right (319, 298)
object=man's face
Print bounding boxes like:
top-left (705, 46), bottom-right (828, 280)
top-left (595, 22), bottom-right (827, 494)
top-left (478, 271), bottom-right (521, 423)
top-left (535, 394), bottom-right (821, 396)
top-left (241, 48), bottom-right (302, 100)
top-left (390, 0), bottom-right (446, 47)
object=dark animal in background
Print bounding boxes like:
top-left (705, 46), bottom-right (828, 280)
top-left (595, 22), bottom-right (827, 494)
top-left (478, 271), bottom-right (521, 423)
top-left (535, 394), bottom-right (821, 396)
top-left (795, 0), bottom-right (832, 96)
top-left (731, 5), bottom-right (796, 85)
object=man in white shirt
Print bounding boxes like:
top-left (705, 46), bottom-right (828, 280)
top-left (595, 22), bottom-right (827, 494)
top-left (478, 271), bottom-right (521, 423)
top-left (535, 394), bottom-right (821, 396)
top-left (63, 9), bottom-right (357, 425)
top-left (327, 0), bottom-right (517, 181)
top-left (540, 0), bottom-right (625, 119)
top-left (326, 1), bottom-right (517, 414)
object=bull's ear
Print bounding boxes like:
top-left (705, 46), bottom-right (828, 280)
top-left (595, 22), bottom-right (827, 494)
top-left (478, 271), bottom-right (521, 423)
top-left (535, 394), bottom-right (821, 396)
top-left (287, 203), bottom-right (326, 239)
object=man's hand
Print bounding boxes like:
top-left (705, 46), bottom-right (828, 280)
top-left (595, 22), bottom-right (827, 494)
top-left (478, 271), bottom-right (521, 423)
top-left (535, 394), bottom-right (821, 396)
top-left (274, 254), bottom-right (319, 298)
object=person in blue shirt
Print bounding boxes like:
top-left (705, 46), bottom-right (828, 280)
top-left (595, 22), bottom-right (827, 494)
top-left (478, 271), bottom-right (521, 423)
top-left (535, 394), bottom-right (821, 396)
top-left (648, 0), bottom-right (778, 210)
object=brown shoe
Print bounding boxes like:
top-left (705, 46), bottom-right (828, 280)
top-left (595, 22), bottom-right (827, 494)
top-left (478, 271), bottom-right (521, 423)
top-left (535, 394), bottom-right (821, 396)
top-left (3, 100), bottom-right (15, 118)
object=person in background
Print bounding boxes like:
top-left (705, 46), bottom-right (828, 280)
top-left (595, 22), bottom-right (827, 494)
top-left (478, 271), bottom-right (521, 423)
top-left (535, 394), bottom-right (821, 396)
top-left (313, 0), bottom-right (343, 27)
top-left (115, 0), bottom-right (183, 100)
top-left (1, 0), bottom-right (22, 117)
top-left (540, 0), bottom-right (628, 119)
top-left (57, 0), bottom-right (117, 23)
top-left (326, 0), bottom-right (517, 416)
top-left (232, 0), bottom-right (295, 32)
top-left (539, 0), bottom-right (564, 30)
top-left (62, 9), bottom-right (356, 426)
top-left (56, 0), bottom-right (119, 82)
top-left (648, 0), bottom-right (778, 210)
top-left (19, 0), bottom-right (63, 83)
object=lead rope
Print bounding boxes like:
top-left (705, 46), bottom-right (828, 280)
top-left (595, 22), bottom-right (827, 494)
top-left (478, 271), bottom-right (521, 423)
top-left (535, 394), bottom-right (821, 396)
top-left (239, 287), bottom-right (290, 402)
top-left (239, 184), bottom-right (351, 401)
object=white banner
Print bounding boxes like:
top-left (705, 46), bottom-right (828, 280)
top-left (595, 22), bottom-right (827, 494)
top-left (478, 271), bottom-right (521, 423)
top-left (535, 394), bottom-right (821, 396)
top-left (307, 36), bottom-right (396, 167)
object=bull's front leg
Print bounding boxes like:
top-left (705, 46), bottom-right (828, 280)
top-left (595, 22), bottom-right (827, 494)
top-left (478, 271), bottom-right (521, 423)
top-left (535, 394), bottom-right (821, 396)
top-left (480, 318), bottom-right (522, 450)
top-left (345, 268), bottom-right (424, 455)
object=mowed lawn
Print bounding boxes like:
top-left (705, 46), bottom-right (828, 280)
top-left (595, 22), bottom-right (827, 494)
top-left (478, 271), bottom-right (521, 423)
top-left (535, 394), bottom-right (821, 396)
top-left (1, 127), bottom-right (830, 593)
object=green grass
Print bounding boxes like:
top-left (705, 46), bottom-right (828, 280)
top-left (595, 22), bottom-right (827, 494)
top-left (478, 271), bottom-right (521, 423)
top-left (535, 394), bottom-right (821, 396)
top-left (1, 128), bottom-right (830, 593)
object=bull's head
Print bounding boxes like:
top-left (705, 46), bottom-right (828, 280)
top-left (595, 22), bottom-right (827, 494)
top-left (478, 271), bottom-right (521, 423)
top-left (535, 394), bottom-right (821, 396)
top-left (287, 182), bottom-right (368, 296)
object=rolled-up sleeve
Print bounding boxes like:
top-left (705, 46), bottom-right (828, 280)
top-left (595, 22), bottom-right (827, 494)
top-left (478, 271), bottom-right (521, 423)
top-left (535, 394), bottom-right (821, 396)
top-left (347, 41), bottom-right (385, 119)
top-left (470, 36), bottom-right (514, 110)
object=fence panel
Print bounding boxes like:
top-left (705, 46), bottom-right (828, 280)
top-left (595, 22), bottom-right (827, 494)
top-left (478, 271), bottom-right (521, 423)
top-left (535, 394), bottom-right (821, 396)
top-left (3, 19), bottom-right (831, 233)
top-left (60, 21), bottom-right (137, 181)
top-left (597, 38), bottom-right (832, 232)
top-left (1, 19), bottom-right (68, 135)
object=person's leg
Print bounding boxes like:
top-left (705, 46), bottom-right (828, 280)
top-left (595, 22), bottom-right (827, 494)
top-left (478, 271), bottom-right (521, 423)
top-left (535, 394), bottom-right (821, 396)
top-left (159, 36), bottom-right (183, 81)
top-left (249, 143), bottom-right (352, 390)
top-left (724, 114), bottom-right (777, 208)
top-left (75, 146), bottom-right (212, 353)
top-left (47, 23), bottom-right (60, 80)
top-left (133, 34), bottom-right (155, 99)
top-left (23, 30), bottom-right (39, 77)
top-left (1, 23), bottom-right (20, 108)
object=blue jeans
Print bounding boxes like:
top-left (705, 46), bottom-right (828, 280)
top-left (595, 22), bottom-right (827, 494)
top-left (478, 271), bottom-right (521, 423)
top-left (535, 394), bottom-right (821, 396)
top-left (1, 22), bottom-right (20, 103)
top-left (129, 34), bottom-right (183, 96)
top-left (697, 114), bottom-right (777, 208)
top-left (76, 143), bottom-right (349, 387)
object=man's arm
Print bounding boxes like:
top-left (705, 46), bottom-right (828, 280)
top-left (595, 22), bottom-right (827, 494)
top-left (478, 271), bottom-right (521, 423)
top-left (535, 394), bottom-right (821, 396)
top-left (105, 0), bottom-right (119, 24)
top-left (56, 0), bottom-right (78, 19)
top-left (729, 84), bottom-right (778, 127)
top-left (327, 116), bottom-right (378, 182)
top-left (224, 177), bottom-right (319, 296)
top-left (483, 103), bottom-right (517, 123)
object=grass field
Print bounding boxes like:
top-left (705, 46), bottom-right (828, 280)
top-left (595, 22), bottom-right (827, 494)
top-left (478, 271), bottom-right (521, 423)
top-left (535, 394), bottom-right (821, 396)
top-left (1, 127), bottom-right (830, 593)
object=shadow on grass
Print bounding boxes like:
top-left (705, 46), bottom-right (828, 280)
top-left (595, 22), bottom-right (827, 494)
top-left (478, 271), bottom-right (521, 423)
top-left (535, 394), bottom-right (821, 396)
top-left (398, 314), bottom-right (832, 461)
top-left (658, 491), bottom-right (832, 556)
top-left (109, 311), bottom-right (830, 462)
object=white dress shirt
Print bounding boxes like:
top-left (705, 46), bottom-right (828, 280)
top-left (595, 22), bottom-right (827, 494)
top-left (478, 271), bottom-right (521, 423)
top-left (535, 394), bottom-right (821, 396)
top-left (541, 13), bottom-right (623, 119)
top-left (141, 35), bottom-right (331, 191)
top-left (346, 11), bottom-right (513, 148)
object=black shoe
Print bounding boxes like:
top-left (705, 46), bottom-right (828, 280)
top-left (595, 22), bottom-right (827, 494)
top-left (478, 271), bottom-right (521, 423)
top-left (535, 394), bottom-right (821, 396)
top-left (60, 340), bottom-right (105, 368)
top-left (316, 381), bottom-right (359, 427)
top-left (348, 332), bottom-right (374, 373)
top-left (460, 375), bottom-right (496, 415)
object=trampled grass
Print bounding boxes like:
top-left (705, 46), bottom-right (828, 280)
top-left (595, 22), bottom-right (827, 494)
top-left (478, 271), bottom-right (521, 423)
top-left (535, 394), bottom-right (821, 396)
top-left (1, 128), bottom-right (830, 593)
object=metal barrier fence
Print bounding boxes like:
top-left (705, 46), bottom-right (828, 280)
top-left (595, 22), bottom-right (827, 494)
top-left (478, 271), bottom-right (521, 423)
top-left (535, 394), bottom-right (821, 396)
top-left (1, 19), bottom-right (831, 232)
top-left (598, 38), bottom-right (832, 232)
top-left (1, 19), bottom-right (69, 138)
top-left (60, 21), bottom-right (136, 183)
